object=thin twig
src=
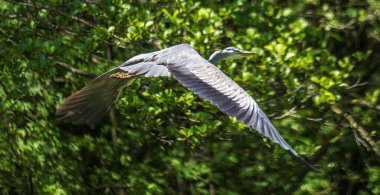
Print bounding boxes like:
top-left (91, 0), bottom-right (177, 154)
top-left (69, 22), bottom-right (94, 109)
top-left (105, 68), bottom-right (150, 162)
top-left (345, 77), bottom-right (368, 90)
top-left (91, 54), bottom-right (115, 64)
top-left (56, 61), bottom-right (97, 78)
top-left (147, 130), bottom-right (174, 145)
top-left (345, 92), bottom-right (380, 111)
top-left (356, 99), bottom-right (380, 111)
top-left (274, 106), bottom-right (297, 119)
top-left (327, 20), bottom-right (355, 30)
top-left (289, 115), bottom-right (332, 126)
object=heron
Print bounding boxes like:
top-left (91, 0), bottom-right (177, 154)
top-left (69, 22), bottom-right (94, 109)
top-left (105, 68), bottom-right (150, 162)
top-left (57, 44), bottom-right (315, 169)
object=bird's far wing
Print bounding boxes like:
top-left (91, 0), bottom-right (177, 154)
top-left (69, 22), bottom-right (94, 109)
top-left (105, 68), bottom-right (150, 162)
top-left (57, 60), bottom-right (171, 125)
top-left (168, 59), bottom-right (313, 168)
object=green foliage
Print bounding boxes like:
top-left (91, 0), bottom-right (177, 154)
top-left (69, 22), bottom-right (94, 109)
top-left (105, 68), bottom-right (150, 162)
top-left (1, 0), bottom-right (380, 194)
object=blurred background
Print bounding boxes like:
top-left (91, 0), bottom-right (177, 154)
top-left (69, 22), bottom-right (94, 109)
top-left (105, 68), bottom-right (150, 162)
top-left (1, 0), bottom-right (380, 194)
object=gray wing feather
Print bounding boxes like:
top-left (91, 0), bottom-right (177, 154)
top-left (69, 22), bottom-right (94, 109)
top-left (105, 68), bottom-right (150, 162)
top-left (169, 59), bottom-right (295, 154)
top-left (119, 62), bottom-right (171, 77)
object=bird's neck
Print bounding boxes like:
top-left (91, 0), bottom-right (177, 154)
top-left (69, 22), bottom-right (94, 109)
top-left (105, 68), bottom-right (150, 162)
top-left (208, 51), bottom-right (226, 65)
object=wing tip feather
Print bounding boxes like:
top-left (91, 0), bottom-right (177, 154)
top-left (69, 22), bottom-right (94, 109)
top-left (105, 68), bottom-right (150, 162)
top-left (287, 149), bottom-right (319, 171)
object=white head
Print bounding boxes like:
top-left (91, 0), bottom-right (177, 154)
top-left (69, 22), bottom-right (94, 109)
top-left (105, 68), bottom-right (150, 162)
top-left (208, 46), bottom-right (256, 64)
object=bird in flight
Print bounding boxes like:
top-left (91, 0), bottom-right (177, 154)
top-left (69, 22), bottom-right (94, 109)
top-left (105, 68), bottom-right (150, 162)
top-left (57, 44), bottom-right (314, 169)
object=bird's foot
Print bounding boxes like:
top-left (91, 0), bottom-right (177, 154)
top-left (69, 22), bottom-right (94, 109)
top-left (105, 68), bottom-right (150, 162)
top-left (110, 72), bottom-right (133, 79)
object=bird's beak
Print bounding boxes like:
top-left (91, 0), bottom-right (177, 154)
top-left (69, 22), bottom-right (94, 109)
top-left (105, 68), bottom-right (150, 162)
top-left (240, 50), bottom-right (257, 56)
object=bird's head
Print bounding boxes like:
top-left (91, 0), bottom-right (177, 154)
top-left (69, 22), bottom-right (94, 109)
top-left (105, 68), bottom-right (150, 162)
top-left (221, 47), bottom-right (256, 59)
top-left (208, 46), bottom-right (256, 64)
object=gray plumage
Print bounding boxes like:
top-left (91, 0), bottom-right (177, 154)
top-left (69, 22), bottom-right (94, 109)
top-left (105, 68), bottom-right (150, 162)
top-left (57, 44), bottom-right (314, 169)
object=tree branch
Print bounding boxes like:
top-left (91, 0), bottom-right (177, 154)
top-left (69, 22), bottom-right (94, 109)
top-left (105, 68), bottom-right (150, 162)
top-left (331, 106), bottom-right (380, 157)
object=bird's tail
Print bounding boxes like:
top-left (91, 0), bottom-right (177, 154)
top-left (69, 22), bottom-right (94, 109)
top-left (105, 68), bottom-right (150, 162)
top-left (56, 69), bottom-right (136, 125)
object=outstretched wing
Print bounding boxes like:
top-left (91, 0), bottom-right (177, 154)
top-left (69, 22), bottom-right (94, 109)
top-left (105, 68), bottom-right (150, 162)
top-left (168, 57), bottom-right (310, 166)
top-left (57, 59), bottom-right (171, 125)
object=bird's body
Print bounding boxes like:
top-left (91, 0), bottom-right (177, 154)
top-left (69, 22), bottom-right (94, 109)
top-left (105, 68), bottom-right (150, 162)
top-left (57, 44), bottom-right (314, 169)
